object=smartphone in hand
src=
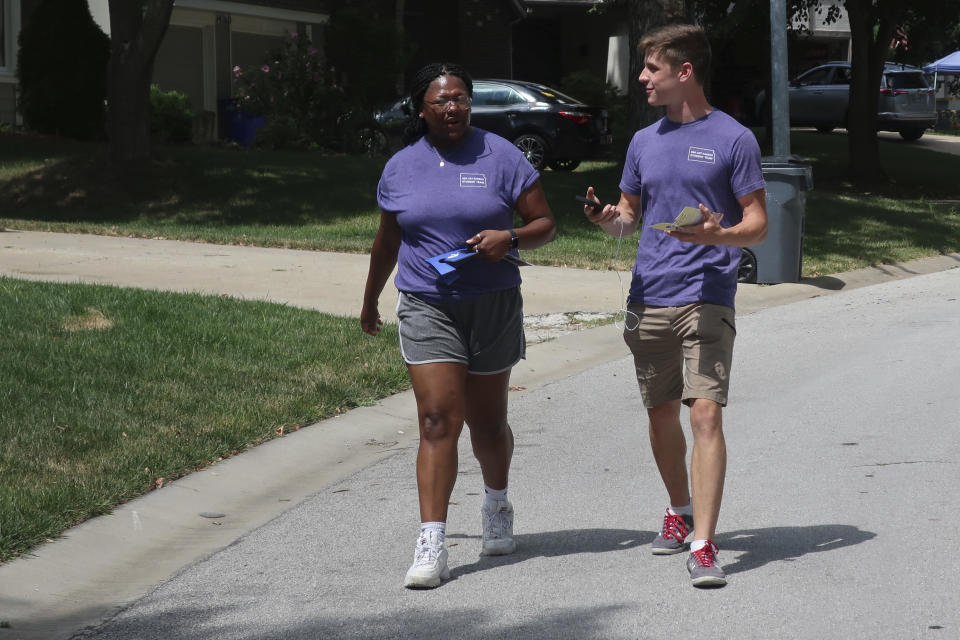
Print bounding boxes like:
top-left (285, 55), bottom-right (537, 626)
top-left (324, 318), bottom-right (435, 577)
top-left (575, 195), bottom-right (605, 211)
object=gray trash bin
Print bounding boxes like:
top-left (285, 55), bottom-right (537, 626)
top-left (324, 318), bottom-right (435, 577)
top-left (740, 158), bottom-right (813, 284)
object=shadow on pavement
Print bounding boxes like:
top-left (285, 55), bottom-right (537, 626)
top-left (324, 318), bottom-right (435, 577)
top-left (716, 524), bottom-right (877, 576)
top-left (800, 275), bottom-right (846, 290)
top-left (76, 603), bottom-right (633, 640)
top-left (447, 527), bottom-right (654, 580)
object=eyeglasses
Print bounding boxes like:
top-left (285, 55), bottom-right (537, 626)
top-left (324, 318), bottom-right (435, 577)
top-left (425, 96), bottom-right (472, 109)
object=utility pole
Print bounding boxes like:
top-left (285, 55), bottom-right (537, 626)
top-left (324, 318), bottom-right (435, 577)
top-left (769, 0), bottom-right (790, 159)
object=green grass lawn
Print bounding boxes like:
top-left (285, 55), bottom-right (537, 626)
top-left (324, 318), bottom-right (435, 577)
top-left (0, 278), bottom-right (407, 562)
top-left (1, 129), bottom-right (958, 563)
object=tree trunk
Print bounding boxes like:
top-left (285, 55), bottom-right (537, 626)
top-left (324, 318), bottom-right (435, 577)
top-left (107, 0), bottom-right (175, 168)
top-left (627, 0), bottom-right (669, 132)
top-left (395, 0), bottom-right (406, 95)
top-left (844, 0), bottom-right (899, 185)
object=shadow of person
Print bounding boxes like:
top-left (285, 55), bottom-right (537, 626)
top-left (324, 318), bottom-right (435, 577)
top-left (799, 275), bottom-right (846, 291)
top-left (715, 524), bottom-right (877, 575)
top-left (445, 528), bottom-right (655, 580)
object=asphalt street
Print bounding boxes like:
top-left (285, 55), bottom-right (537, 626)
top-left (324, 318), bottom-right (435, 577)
top-left (60, 266), bottom-right (960, 640)
top-left (1, 130), bottom-right (958, 639)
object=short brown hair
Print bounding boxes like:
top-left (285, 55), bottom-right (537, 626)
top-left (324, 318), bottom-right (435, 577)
top-left (639, 24), bottom-right (711, 86)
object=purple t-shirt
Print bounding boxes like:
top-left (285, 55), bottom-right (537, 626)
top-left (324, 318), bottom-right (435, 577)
top-left (377, 128), bottom-right (538, 304)
top-left (619, 110), bottom-right (765, 309)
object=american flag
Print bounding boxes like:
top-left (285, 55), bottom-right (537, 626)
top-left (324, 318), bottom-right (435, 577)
top-left (890, 25), bottom-right (909, 50)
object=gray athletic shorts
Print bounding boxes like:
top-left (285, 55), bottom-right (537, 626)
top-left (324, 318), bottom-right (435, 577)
top-left (396, 288), bottom-right (525, 375)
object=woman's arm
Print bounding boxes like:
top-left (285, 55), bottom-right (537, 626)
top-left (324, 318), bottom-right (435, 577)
top-left (465, 179), bottom-right (556, 261)
top-left (360, 211), bottom-right (403, 336)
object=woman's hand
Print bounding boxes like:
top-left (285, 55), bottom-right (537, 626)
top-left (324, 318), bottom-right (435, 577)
top-left (360, 302), bottom-right (383, 336)
top-left (464, 229), bottom-right (512, 262)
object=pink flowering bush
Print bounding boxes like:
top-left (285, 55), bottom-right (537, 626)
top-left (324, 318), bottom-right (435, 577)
top-left (233, 33), bottom-right (347, 149)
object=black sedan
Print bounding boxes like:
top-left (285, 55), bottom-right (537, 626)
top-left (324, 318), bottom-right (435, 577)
top-left (373, 79), bottom-right (612, 171)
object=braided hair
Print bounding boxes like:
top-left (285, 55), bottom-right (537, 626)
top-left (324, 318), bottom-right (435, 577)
top-left (402, 62), bottom-right (473, 146)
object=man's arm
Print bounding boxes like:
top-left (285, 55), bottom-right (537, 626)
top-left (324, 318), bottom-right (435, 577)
top-left (667, 188), bottom-right (767, 247)
top-left (583, 187), bottom-right (642, 237)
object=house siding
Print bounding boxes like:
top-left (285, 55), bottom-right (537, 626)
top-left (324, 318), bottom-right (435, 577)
top-left (0, 82), bottom-right (15, 124)
top-left (153, 25), bottom-right (205, 116)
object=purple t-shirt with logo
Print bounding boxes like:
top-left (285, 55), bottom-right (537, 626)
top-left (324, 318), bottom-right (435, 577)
top-left (377, 128), bottom-right (538, 304)
top-left (619, 110), bottom-right (765, 309)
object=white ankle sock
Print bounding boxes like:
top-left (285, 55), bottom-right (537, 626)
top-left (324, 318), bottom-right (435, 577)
top-left (420, 521), bottom-right (445, 545)
top-left (690, 539), bottom-right (709, 552)
top-left (670, 503), bottom-right (693, 516)
top-left (483, 484), bottom-right (508, 510)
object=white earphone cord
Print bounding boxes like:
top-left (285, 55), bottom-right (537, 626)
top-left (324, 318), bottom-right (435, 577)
top-left (611, 216), bottom-right (641, 333)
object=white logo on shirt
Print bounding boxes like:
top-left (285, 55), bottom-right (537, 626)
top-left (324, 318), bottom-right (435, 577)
top-left (460, 173), bottom-right (487, 188)
top-left (687, 147), bottom-right (716, 164)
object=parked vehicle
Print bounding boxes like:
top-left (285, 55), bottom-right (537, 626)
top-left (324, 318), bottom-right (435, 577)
top-left (373, 79), bottom-right (612, 170)
top-left (756, 62), bottom-right (937, 140)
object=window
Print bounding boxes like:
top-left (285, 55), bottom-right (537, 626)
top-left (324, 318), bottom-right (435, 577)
top-left (796, 67), bottom-right (832, 86)
top-left (832, 67), bottom-right (852, 85)
top-left (472, 84), bottom-right (525, 106)
top-left (885, 73), bottom-right (927, 90)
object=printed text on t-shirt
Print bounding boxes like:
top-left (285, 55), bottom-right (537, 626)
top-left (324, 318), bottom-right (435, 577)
top-left (460, 173), bottom-right (488, 188)
top-left (687, 147), bottom-right (716, 164)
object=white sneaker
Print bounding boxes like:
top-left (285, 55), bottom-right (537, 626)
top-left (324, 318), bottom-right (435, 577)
top-left (480, 500), bottom-right (516, 556)
top-left (403, 530), bottom-right (450, 589)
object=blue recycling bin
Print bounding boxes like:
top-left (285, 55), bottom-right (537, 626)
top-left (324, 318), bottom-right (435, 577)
top-left (218, 99), bottom-right (265, 146)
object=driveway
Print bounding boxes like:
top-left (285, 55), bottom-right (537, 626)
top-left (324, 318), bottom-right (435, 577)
top-left (877, 130), bottom-right (960, 155)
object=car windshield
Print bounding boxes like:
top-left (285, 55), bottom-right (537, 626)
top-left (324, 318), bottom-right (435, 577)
top-left (885, 73), bottom-right (928, 90)
top-left (518, 83), bottom-right (584, 105)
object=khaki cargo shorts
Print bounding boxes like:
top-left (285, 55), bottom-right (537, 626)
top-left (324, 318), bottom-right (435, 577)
top-left (622, 302), bottom-right (736, 408)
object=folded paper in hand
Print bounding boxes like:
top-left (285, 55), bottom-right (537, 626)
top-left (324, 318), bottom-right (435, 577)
top-left (650, 206), bottom-right (704, 232)
top-left (427, 245), bottom-right (531, 284)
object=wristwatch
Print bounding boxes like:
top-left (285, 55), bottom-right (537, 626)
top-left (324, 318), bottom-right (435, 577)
top-left (509, 228), bottom-right (519, 249)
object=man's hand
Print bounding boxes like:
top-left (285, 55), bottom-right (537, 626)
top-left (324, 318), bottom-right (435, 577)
top-left (582, 186), bottom-right (619, 225)
top-left (666, 202), bottom-right (724, 244)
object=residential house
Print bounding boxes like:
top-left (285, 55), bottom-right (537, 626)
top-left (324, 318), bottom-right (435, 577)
top-left (1, 0), bottom-right (331, 137)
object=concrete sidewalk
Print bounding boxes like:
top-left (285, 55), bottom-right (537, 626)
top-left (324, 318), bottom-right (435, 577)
top-left (2, 229), bottom-right (958, 319)
top-left (0, 230), bottom-right (958, 640)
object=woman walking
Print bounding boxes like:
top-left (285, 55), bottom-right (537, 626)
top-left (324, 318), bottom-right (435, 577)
top-left (361, 62), bottom-right (556, 588)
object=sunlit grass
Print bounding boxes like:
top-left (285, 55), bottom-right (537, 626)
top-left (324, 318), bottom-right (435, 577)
top-left (0, 278), bottom-right (407, 562)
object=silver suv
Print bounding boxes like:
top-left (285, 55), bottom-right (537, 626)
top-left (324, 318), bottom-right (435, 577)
top-left (761, 62), bottom-right (936, 140)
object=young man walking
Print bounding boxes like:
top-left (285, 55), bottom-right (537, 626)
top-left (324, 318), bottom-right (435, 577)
top-left (583, 23), bottom-right (768, 587)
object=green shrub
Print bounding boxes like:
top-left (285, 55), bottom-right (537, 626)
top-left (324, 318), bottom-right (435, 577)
top-left (233, 33), bottom-right (349, 150)
top-left (150, 85), bottom-right (194, 144)
top-left (16, 0), bottom-right (109, 140)
top-left (558, 70), bottom-right (628, 149)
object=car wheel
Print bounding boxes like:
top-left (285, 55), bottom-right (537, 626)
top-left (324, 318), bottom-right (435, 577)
top-left (738, 248), bottom-right (758, 284)
top-left (815, 125), bottom-right (834, 133)
top-left (549, 159), bottom-right (581, 171)
top-left (898, 128), bottom-right (925, 141)
top-left (513, 134), bottom-right (548, 170)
